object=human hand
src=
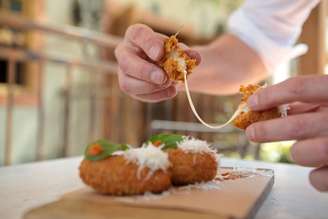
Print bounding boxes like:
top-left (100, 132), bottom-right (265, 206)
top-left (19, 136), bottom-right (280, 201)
top-left (115, 24), bottom-right (200, 102)
top-left (245, 75), bottom-right (328, 191)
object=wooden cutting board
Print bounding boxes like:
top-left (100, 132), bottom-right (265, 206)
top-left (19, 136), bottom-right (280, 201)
top-left (24, 168), bottom-right (274, 219)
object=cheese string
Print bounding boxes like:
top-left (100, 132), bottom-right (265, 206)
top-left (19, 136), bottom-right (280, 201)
top-left (183, 70), bottom-right (246, 129)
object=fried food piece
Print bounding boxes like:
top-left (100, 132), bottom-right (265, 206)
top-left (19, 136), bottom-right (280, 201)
top-left (233, 108), bottom-right (280, 130)
top-left (233, 84), bottom-right (280, 129)
top-left (239, 84), bottom-right (261, 102)
top-left (168, 148), bottom-right (217, 186)
top-left (160, 35), bottom-right (197, 82)
top-left (79, 155), bottom-right (171, 195)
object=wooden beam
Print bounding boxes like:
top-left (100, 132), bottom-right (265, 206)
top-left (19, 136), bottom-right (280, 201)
top-left (298, 1), bottom-right (326, 75)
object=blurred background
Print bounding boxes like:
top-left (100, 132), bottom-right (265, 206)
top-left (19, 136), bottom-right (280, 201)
top-left (0, 0), bottom-right (326, 166)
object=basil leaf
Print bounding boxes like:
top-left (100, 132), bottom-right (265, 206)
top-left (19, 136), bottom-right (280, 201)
top-left (149, 133), bottom-right (184, 150)
top-left (84, 139), bottom-right (129, 161)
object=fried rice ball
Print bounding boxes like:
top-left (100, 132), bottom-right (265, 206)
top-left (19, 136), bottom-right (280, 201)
top-left (79, 155), bottom-right (171, 195)
top-left (160, 35), bottom-right (197, 82)
top-left (167, 148), bottom-right (217, 186)
top-left (233, 84), bottom-right (280, 130)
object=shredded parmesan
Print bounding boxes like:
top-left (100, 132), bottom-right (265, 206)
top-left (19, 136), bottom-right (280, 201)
top-left (112, 145), bottom-right (132, 156)
top-left (115, 181), bottom-right (220, 203)
top-left (177, 137), bottom-right (216, 154)
top-left (179, 181), bottom-right (221, 191)
top-left (115, 191), bottom-right (171, 203)
top-left (112, 151), bottom-right (125, 156)
top-left (123, 143), bottom-right (170, 179)
top-left (183, 69), bottom-right (247, 129)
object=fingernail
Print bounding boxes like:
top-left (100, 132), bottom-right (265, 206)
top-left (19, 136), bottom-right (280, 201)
top-left (248, 95), bottom-right (258, 110)
top-left (149, 45), bottom-right (161, 60)
top-left (150, 71), bottom-right (165, 84)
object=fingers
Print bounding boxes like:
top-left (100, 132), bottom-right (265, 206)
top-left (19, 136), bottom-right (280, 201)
top-left (177, 43), bottom-right (201, 64)
top-left (125, 24), bottom-right (166, 61)
top-left (309, 166), bottom-right (328, 192)
top-left (115, 45), bottom-right (167, 85)
top-left (184, 49), bottom-right (202, 65)
top-left (115, 23), bottom-right (200, 102)
top-left (133, 86), bottom-right (177, 103)
top-left (245, 112), bottom-right (328, 142)
top-left (287, 102), bottom-right (321, 115)
top-left (291, 138), bottom-right (328, 191)
top-left (248, 75), bottom-right (328, 111)
top-left (291, 138), bottom-right (328, 167)
top-left (118, 70), bottom-right (171, 95)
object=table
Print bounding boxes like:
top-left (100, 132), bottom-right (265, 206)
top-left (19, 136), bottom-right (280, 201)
top-left (0, 157), bottom-right (327, 219)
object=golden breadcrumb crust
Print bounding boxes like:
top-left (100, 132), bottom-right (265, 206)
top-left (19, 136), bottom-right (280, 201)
top-left (239, 84), bottom-right (261, 102)
top-left (233, 108), bottom-right (280, 130)
top-left (168, 148), bottom-right (217, 186)
top-left (160, 35), bottom-right (197, 81)
top-left (79, 156), bottom-right (171, 195)
top-left (233, 84), bottom-right (280, 129)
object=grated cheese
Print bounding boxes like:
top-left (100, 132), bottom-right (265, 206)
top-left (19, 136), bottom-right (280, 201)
top-left (123, 143), bottom-right (170, 179)
top-left (112, 145), bottom-right (132, 156)
top-left (178, 181), bottom-right (221, 191)
top-left (112, 151), bottom-right (125, 156)
top-left (116, 191), bottom-right (171, 203)
top-left (177, 137), bottom-right (216, 154)
top-left (115, 181), bottom-right (220, 203)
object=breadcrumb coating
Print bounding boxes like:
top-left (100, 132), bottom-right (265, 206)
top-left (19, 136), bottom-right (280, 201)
top-left (79, 156), bottom-right (171, 195)
top-left (160, 35), bottom-right (197, 82)
top-left (233, 84), bottom-right (280, 130)
top-left (168, 148), bottom-right (217, 186)
top-left (239, 84), bottom-right (261, 102)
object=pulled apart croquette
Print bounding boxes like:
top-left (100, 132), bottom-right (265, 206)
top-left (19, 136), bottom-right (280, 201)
top-left (233, 84), bottom-right (280, 129)
top-left (160, 35), bottom-right (197, 82)
top-left (79, 155), bottom-right (171, 195)
top-left (168, 148), bottom-right (218, 186)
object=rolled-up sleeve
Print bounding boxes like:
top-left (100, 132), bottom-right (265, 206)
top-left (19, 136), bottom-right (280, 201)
top-left (228, 0), bottom-right (320, 73)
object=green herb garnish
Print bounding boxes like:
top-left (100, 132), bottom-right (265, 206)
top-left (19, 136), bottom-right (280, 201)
top-left (149, 133), bottom-right (184, 150)
top-left (84, 139), bottom-right (129, 161)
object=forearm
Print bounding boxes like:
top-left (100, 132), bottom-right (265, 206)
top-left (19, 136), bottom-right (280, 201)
top-left (184, 34), bottom-right (269, 95)
top-left (183, 0), bottom-right (320, 96)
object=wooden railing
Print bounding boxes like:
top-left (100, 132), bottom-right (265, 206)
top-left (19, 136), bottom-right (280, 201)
top-left (0, 13), bottom-right (120, 166)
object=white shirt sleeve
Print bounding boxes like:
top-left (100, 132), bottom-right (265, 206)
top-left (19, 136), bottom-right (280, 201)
top-left (228, 0), bottom-right (320, 73)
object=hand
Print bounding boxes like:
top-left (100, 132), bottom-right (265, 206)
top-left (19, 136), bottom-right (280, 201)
top-left (245, 75), bottom-right (328, 191)
top-left (114, 24), bottom-right (200, 102)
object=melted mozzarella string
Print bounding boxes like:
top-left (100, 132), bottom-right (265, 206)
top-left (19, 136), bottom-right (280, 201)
top-left (183, 70), bottom-right (247, 129)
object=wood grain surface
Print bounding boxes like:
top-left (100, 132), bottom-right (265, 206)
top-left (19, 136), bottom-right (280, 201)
top-left (24, 168), bottom-right (274, 219)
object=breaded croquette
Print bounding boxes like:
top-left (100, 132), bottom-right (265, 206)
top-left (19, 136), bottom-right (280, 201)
top-left (79, 155), bottom-right (171, 195)
top-left (80, 134), bottom-right (221, 195)
top-left (168, 148), bottom-right (218, 186)
top-left (167, 137), bottom-right (218, 185)
top-left (79, 142), bottom-right (171, 195)
top-left (233, 84), bottom-right (280, 129)
top-left (160, 35), bottom-right (197, 82)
